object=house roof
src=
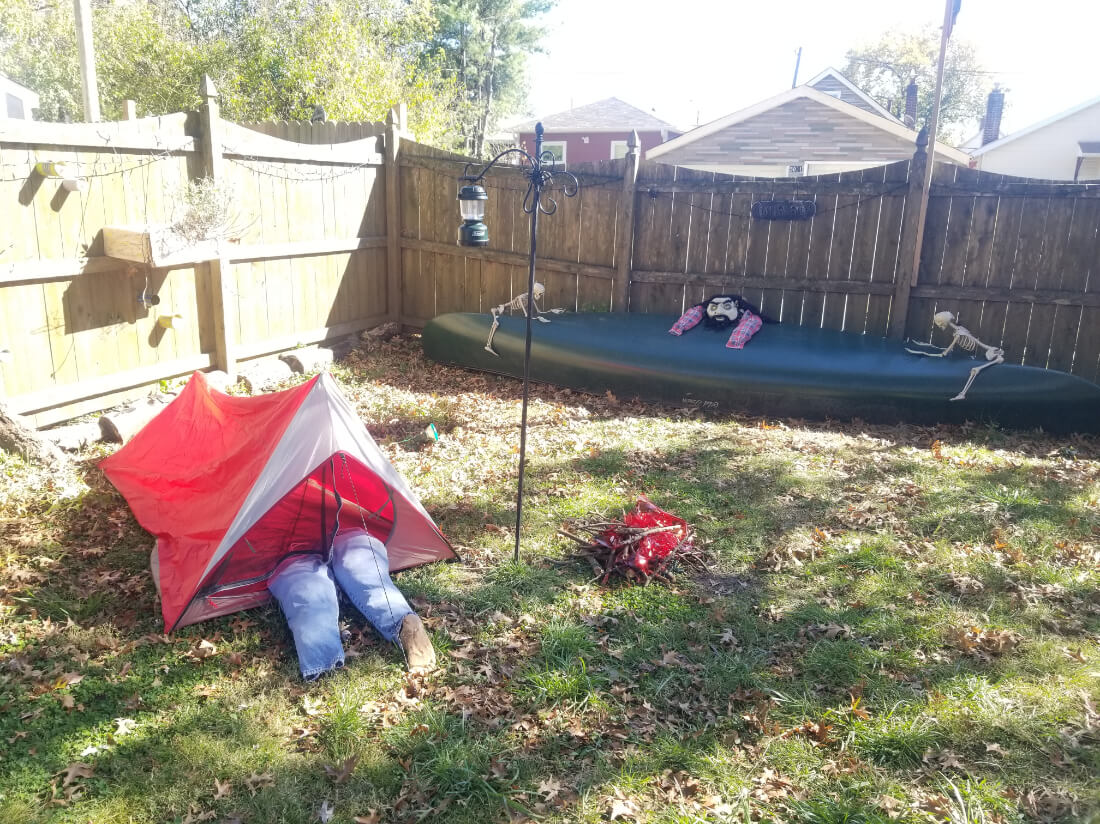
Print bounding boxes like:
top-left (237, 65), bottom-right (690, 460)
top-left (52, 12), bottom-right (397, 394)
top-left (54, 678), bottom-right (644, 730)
top-left (805, 67), bottom-right (901, 123)
top-left (512, 98), bottom-right (680, 134)
top-left (0, 74), bottom-right (40, 105)
top-left (969, 93), bottom-right (1100, 157)
top-left (959, 127), bottom-right (1002, 152)
top-left (647, 85), bottom-right (969, 165)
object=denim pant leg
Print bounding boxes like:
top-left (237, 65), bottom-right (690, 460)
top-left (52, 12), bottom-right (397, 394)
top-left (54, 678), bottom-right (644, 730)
top-left (330, 530), bottom-right (413, 644)
top-left (268, 556), bottom-right (345, 680)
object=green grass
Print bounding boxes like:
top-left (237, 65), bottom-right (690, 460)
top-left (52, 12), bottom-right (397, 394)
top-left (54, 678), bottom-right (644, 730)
top-left (1, 337), bottom-right (1098, 823)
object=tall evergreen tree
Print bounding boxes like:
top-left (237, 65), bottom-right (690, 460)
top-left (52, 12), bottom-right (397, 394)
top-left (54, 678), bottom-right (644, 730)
top-left (427, 0), bottom-right (555, 157)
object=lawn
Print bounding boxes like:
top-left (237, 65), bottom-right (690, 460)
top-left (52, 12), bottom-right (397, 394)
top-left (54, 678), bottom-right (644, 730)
top-left (1, 335), bottom-right (1098, 824)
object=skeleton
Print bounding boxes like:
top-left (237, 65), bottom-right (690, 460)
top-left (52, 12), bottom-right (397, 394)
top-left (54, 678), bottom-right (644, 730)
top-left (484, 282), bottom-right (565, 356)
top-left (905, 311), bottom-right (1005, 401)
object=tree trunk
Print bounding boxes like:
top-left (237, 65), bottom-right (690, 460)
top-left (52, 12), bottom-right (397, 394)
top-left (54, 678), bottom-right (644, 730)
top-left (474, 23), bottom-right (498, 158)
top-left (0, 401), bottom-right (70, 466)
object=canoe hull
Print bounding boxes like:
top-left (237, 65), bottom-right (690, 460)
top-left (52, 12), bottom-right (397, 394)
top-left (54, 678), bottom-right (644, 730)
top-left (422, 313), bottom-right (1100, 434)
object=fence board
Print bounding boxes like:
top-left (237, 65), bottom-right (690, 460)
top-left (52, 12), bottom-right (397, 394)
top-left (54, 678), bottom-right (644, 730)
top-left (865, 162), bottom-right (906, 335)
top-left (1002, 196), bottom-right (1052, 365)
top-left (822, 170), bottom-right (861, 332)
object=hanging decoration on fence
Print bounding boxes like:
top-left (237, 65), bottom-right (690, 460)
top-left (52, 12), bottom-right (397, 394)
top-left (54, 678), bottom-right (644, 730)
top-left (668, 295), bottom-right (775, 350)
top-left (750, 199), bottom-right (816, 221)
top-left (905, 311), bottom-right (1005, 401)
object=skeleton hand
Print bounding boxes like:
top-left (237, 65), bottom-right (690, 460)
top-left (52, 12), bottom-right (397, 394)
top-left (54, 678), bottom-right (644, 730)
top-left (545, 308), bottom-right (566, 315)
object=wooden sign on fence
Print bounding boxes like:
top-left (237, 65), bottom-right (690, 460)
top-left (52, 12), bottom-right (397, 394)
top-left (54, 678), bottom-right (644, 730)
top-left (750, 199), bottom-right (816, 221)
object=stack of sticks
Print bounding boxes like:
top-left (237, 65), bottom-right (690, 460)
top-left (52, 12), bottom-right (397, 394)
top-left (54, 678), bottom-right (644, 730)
top-left (557, 518), bottom-right (703, 585)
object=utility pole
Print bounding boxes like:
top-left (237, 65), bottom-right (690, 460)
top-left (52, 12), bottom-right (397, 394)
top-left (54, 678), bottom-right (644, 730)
top-left (907, 0), bottom-right (957, 287)
top-left (791, 46), bottom-right (803, 88)
top-left (73, 0), bottom-right (100, 121)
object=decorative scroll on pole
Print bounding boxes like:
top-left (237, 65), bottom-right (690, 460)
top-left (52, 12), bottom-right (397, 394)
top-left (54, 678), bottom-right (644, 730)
top-left (455, 123), bottom-right (579, 562)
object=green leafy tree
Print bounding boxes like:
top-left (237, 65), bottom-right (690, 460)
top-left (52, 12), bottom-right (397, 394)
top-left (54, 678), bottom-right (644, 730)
top-left (427, 0), bottom-right (555, 156)
top-left (842, 26), bottom-right (993, 144)
top-left (0, 0), bottom-right (463, 144)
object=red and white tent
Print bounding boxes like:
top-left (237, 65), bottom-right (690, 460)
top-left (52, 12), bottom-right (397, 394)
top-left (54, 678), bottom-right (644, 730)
top-left (101, 371), bottom-right (456, 631)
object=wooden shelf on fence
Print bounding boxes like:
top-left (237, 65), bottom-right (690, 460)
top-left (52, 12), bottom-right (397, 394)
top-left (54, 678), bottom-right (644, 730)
top-left (103, 225), bottom-right (227, 267)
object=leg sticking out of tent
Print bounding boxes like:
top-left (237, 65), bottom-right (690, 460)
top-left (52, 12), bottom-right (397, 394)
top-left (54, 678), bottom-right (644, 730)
top-left (337, 452), bottom-right (403, 665)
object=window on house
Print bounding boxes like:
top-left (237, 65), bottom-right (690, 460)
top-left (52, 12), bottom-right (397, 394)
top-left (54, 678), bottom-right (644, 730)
top-left (540, 141), bottom-right (566, 165)
top-left (610, 140), bottom-right (629, 160)
top-left (6, 93), bottom-right (26, 119)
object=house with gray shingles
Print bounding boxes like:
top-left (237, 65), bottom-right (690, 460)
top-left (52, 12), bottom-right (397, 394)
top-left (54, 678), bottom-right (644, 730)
top-left (512, 98), bottom-right (681, 164)
top-left (648, 67), bottom-right (967, 177)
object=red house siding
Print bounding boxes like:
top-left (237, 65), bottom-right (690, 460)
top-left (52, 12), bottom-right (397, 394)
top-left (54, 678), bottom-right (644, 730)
top-left (518, 130), bottom-right (675, 163)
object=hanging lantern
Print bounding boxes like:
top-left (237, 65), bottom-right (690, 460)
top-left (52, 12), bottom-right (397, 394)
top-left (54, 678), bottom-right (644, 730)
top-left (457, 184), bottom-right (489, 247)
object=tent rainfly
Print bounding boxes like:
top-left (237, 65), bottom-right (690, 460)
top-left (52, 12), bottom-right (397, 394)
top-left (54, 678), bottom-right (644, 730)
top-left (101, 372), bottom-right (456, 631)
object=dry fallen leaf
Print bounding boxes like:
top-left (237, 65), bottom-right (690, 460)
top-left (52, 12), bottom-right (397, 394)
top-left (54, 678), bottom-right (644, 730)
top-left (354, 811), bottom-right (381, 824)
top-left (317, 800), bottom-right (334, 823)
top-left (323, 756), bottom-right (358, 784)
top-left (537, 777), bottom-right (562, 801)
top-left (245, 772), bottom-right (275, 796)
top-left (114, 717), bottom-right (137, 737)
top-left (54, 672), bottom-right (83, 689)
top-left (192, 639), bottom-right (218, 660)
top-left (60, 762), bottom-right (94, 787)
top-left (609, 797), bottom-right (640, 821)
top-left (212, 778), bottom-right (232, 800)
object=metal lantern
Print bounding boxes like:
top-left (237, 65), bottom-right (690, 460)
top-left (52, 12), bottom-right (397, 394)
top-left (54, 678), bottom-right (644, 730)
top-left (458, 184), bottom-right (489, 247)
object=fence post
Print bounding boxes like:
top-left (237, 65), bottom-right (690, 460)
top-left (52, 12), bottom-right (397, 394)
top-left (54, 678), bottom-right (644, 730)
top-left (385, 104), bottom-right (405, 322)
top-left (198, 75), bottom-right (237, 377)
top-left (887, 133), bottom-right (928, 339)
top-left (612, 130), bottom-right (640, 312)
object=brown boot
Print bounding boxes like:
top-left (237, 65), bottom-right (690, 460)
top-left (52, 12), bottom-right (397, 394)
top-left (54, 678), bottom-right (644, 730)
top-left (399, 614), bottom-right (436, 671)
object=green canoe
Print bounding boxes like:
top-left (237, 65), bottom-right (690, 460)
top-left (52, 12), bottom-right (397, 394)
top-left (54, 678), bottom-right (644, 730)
top-left (422, 312), bottom-right (1100, 434)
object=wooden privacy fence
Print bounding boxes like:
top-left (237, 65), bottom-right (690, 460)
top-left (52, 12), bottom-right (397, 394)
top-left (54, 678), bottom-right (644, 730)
top-left (3, 97), bottom-right (1100, 428)
top-left (1, 83), bottom-right (399, 426)
top-left (398, 139), bottom-right (1100, 385)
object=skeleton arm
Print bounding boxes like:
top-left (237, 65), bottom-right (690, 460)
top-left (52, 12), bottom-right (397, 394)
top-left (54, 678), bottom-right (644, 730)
top-left (531, 291), bottom-right (565, 322)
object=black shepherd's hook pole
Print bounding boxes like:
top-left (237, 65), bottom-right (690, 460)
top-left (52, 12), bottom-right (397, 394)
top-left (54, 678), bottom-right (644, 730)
top-left (458, 123), bottom-right (578, 563)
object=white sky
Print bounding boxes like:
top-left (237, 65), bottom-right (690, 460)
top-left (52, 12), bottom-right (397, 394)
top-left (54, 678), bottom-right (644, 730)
top-left (525, 0), bottom-right (1100, 141)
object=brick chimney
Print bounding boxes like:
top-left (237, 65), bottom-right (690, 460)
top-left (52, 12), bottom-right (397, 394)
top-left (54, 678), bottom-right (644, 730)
top-left (982, 85), bottom-right (1005, 146)
top-left (904, 79), bottom-right (918, 128)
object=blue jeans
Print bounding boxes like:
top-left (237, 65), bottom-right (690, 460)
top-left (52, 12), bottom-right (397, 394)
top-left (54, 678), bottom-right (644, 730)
top-left (331, 531), bottom-right (414, 643)
top-left (268, 555), bottom-right (344, 681)
top-left (268, 530), bottom-right (415, 679)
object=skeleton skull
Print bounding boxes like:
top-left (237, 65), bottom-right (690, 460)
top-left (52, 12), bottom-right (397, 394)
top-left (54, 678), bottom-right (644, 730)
top-left (705, 296), bottom-right (741, 324)
top-left (933, 310), bottom-right (956, 329)
top-left (532, 283), bottom-right (545, 301)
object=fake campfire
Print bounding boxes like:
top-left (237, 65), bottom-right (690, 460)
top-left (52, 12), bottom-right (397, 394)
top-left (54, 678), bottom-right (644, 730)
top-left (558, 497), bottom-right (703, 584)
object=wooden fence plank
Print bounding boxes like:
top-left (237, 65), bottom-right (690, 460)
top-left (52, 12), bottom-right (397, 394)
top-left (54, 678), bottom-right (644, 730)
top-left (801, 182), bottom-right (839, 329)
top-left (821, 170), bottom-right (861, 332)
top-left (865, 161), bottom-right (908, 336)
top-left (1065, 199), bottom-right (1100, 379)
top-left (1002, 196), bottom-right (1052, 365)
top-left (1028, 197), bottom-right (1076, 369)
